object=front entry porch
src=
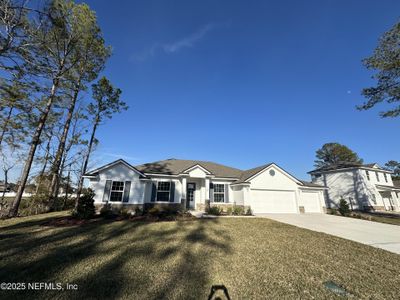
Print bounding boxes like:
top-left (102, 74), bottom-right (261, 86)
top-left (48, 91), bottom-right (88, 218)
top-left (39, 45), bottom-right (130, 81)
top-left (377, 185), bottom-right (400, 211)
top-left (182, 176), bottom-right (210, 211)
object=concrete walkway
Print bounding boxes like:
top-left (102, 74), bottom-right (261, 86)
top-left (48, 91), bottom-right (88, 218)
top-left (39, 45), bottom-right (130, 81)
top-left (259, 213), bottom-right (400, 255)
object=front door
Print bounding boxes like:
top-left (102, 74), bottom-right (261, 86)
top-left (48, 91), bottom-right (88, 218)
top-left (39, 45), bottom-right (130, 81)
top-left (187, 183), bottom-right (196, 209)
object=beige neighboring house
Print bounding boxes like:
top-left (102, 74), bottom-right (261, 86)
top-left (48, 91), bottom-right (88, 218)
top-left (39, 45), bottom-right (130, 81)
top-left (84, 158), bottom-right (326, 214)
top-left (309, 163), bottom-right (400, 211)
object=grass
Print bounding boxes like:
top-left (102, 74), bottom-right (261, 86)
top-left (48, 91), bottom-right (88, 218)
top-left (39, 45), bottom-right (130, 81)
top-left (349, 211), bottom-right (400, 226)
top-left (0, 212), bottom-right (399, 299)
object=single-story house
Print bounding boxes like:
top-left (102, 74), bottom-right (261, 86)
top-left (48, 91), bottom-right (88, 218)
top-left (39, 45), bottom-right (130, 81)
top-left (84, 158), bottom-right (326, 214)
top-left (309, 163), bottom-right (400, 211)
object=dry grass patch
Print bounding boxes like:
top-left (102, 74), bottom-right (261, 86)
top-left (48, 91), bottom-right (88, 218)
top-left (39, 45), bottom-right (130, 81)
top-left (0, 212), bottom-right (399, 299)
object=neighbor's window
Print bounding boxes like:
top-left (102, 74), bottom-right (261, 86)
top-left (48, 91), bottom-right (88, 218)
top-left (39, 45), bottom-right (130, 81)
top-left (384, 173), bottom-right (388, 183)
top-left (366, 171), bottom-right (370, 180)
top-left (110, 181), bottom-right (124, 202)
top-left (213, 184), bottom-right (225, 202)
top-left (375, 172), bottom-right (380, 182)
top-left (156, 181), bottom-right (171, 202)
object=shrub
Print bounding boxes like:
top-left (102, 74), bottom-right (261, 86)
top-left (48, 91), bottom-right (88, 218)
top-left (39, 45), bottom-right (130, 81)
top-left (120, 207), bottom-right (132, 218)
top-left (73, 189), bottom-right (96, 219)
top-left (207, 206), bottom-right (222, 216)
top-left (246, 207), bottom-right (253, 216)
top-left (232, 206), bottom-right (244, 215)
top-left (226, 206), bottom-right (233, 215)
top-left (147, 207), bottom-right (161, 217)
top-left (338, 197), bottom-right (350, 216)
top-left (99, 203), bottom-right (115, 218)
top-left (328, 208), bottom-right (338, 215)
top-left (135, 206), bottom-right (143, 216)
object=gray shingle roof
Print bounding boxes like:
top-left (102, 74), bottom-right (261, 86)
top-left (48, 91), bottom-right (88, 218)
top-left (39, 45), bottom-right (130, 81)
top-left (86, 158), bottom-right (325, 189)
top-left (232, 163), bottom-right (273, 184)
top-left (308, 162), bottom-right (383, 174)
top-left (299, 180), bottom-right (325, 188)
top-left (135, 159), bottom-right (243, 178)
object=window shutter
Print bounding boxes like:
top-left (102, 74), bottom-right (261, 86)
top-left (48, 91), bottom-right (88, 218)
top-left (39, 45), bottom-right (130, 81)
top-left (170, 181), bottom-right (175, 202)
top-left (123, 181), bottom-right (131, 203)
top-left (210, 184), bottom-right (214, 203)
top-left (224, 184), bottom-right (229, 203)
top-left (103, 180), bottom-right (112, 202)
top-left (150, 182), bottom-right (157, 202)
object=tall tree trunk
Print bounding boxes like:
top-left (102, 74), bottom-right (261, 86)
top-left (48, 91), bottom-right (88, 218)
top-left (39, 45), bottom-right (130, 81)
top-left (75, 115), bottom-right (98, 208)
top-left (48, 82), bottom-right (81, 209)
top-left (63, 169), bottom-right (70, 209)
top-left (8, 77), bottom-right (60, 217)
top-left (0, 105), bottom-right (14, 147)
top-left (35, 134), bottom-right (52, 194)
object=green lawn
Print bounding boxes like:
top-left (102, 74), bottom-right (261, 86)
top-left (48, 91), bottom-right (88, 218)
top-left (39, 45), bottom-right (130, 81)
top-left (1, 212), bottom-right (399, 299)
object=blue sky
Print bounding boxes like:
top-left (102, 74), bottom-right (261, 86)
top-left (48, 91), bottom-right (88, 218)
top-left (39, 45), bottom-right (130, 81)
top-left (85, 0), bottom-right (399, 180)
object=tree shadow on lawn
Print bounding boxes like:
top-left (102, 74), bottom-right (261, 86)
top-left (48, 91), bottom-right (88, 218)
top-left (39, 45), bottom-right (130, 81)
top-left (0, 215), bottom-right (232, 300)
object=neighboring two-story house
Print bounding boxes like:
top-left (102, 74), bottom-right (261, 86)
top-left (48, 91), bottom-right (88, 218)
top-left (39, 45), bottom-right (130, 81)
top-left (309, 163), bottom-right (400, 211)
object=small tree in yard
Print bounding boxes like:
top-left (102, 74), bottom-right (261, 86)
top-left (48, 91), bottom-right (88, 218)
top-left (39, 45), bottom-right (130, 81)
top-left (73, 188), bottom-right (95, 219)
top-left (338, 197), bottom-right (350, 216)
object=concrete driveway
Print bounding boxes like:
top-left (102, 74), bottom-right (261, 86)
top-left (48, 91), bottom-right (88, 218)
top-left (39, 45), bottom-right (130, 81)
top-left (260, 213), bottom-right (400, 254)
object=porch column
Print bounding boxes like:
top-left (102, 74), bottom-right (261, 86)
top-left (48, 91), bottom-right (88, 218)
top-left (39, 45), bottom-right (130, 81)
top-left (182, 177), bottom-right (187, 202)
top-left (391, 191), bottom-right (399, 211)
top-left (205, 178), bottom-right (210, 201)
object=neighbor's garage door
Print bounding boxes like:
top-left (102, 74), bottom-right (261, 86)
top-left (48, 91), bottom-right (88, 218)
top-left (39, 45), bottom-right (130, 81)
top-left (250, 190), bottom-right (297, 213)
top-left (300, 191), bottom-right (321, 213)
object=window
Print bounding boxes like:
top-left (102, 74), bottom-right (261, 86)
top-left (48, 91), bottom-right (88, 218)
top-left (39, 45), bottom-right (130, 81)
top-left (375, 172), bottom-right (380, 182)
top-left (110, 181), bottom-right (124, 202)
top-left (156, 181), bottom-right (171, 202)
top-left (384, 173), bottom-right (388, 183)
top-left (213, 184), bottom-right (225, 202)
top-left (366, 171), bottom-right (370, 180)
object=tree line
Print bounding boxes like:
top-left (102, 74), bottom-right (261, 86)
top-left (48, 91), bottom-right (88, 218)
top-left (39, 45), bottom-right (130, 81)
top-left (0, 0), bottom-right (127, 217)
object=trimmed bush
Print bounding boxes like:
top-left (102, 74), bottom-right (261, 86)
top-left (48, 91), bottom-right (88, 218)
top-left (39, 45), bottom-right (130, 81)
top-left (148, 207), bottom-right (161, 217)
top-left (226, 206), bottom-right (233, 215)
top-left (338, 197), bottom-right (350, 216)
top-left (135, 206), bottom-right (143, 216)
top-left (232, 206), bottom-right (244, 215)
top-left (207, 206), bottom-right (222, 216)
top-left (73, 189), bottom-right (96, 219)
top-left (99, 203), bottom-right (115, 218)
top-left (246, 207), bottom-right (253, 216)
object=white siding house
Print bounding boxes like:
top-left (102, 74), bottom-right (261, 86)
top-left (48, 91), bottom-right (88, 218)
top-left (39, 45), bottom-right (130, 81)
top-left (84, 158), bottom-right (326, 214)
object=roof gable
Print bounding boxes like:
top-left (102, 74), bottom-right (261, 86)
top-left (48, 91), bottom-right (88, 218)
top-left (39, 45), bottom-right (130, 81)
top-left (136, 159), bottom-right (242, 178)
top-left (234, 163), bottom-right (303, 185)
top-left (182, 164), bottom-right (212, 175)
top-left (84, 159), bottom-right (146, 177)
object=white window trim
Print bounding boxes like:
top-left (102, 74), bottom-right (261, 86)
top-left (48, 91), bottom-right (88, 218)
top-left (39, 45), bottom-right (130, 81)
top-left (384, 173), bottom-right (388, 183)
top-left (366, 171), bottom-right (370, 181)
top-left (156, 181), bottom-right (171, 202)
top-left (213, 184), bottom-right (225, 203)
top-left (110, 180), bottom-right (125, 202)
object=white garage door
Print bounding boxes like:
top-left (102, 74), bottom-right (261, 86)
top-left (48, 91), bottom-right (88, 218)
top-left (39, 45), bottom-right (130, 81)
top-left (250, 190), bottom-right (297, 213)
top-left (300, 192), bottom-right (321, 213)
